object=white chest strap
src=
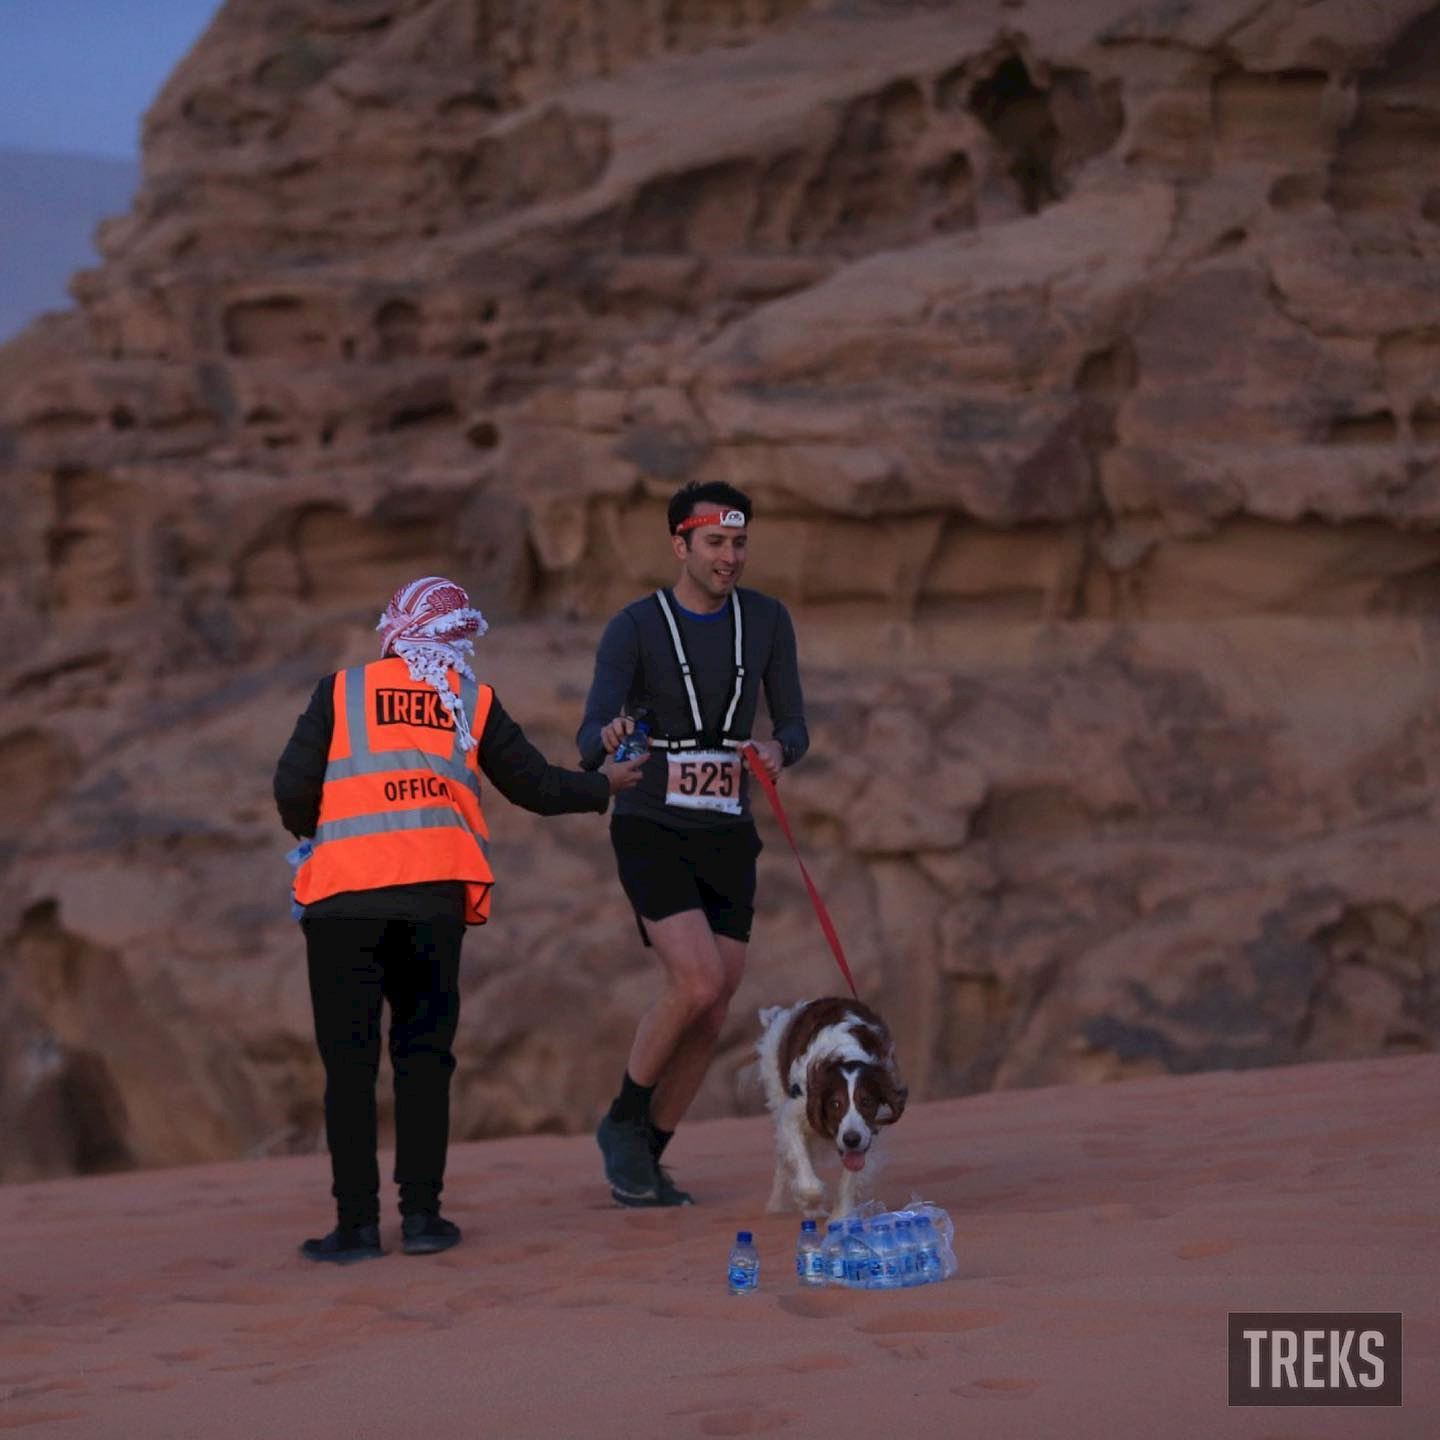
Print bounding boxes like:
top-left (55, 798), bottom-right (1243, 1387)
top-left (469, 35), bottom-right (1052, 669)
top-left (653, 589), bottom-right (745, 750)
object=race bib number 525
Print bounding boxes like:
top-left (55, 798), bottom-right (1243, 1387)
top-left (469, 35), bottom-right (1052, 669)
top-left (665, 750), bottom-right (742, 815)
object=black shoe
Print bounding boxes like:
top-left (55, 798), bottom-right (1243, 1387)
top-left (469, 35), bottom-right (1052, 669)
top-left (299, 1222), bottom-right (383, 1264)
top-left (596, 1112), bottom-right (658, 1202)
top-left (401, 1211), bottom-right (462, 1255)
top-left (654, 1164), bottom-right (695, 1206)
top-left (646, 1122), bottom-right (694, 1206)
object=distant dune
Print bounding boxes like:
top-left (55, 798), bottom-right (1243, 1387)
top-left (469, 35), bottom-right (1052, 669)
top-left (0, 147), bottom-right (138, 343)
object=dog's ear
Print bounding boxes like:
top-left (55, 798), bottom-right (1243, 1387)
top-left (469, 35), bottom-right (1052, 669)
top-left (874, 1067), bottom-right (908, 1126)
top-left (805, 1060), bottom-right (833, 1138)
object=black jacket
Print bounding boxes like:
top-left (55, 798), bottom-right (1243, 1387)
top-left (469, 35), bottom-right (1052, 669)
top-left (274, 673), bottom-right (611, 921)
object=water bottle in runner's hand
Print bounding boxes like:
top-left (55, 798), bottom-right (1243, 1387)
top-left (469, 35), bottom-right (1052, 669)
top-left (613, 712), bottom-right (652, 762)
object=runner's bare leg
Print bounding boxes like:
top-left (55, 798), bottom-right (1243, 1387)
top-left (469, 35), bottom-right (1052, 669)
top-left (649, 933), bottom-right (746, 1133)
top-left (624, 910), bottom-right (744, 1131)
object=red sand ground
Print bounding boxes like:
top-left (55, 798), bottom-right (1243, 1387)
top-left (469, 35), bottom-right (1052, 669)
top-left (1, 1054), bottom-right (1435, 1438)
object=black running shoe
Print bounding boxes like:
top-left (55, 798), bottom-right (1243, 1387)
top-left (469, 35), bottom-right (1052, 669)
top-left (299, 1222), bottom-right (383, 1264)
top-left (401, 1211), bottom-right (461, 1255)
top-left (596, 1112), bottom-right (658, 1203)
top-left (654, 1164), bottom-right (695, 1206)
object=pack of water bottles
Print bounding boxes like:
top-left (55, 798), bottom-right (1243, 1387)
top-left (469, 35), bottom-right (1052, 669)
top-left (796, 1198), bottom-right (958, 1290)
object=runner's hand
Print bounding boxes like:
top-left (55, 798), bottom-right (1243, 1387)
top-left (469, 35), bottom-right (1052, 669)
top-left (748, 740), bottom-right (783, 780)
top-left (600, 715), bottom-right (634, 755)
top-left (607, 756), bottom-right (647, 794)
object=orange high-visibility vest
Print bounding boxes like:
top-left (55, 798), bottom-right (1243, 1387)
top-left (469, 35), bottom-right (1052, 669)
top-left (293, 657), bottom-right (495, 924)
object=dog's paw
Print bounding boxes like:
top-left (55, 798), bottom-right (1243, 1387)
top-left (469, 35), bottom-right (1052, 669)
top-left (796, 1185), bottom-right (824, 1214)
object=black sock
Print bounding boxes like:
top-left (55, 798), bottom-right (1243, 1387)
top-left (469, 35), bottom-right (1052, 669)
top-left (649, 1123), bottom-right (674, 1160)
top-left (608, 1072), bottom-right (655, 1126)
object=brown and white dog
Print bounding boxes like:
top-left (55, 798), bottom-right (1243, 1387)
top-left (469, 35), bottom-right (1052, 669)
top-left (757, 997), bottom-right (908, 1219)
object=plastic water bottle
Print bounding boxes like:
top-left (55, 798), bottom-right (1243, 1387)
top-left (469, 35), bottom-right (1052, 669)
top-left (727, 1230), bottom-right (760, 1295)
top-left (842, 1221), bottom-right (872, 1288)
top-left (895, 1203), bottom-right (956, 1281)
top-left (912, 1203), bottom-right (956, 1254)
top-left (914, 1216), bottom-right (944, 1283)
top-left (867, 1222), bottom-right (901, 1290)
top-left (285, 839), bottom-right (312, 921)
top-left (794, 1219), bottom-right (825, 1286)
top-left (613, 715), bottom-right (652, 762)
top-left (894, 1219), bottom-right (923, 1287)
top-left (821, 1221), bottom-right (846, 1286)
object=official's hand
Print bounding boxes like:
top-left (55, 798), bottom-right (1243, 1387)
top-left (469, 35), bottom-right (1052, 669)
top-left (748, 740), bottom-right (783, 780)
top-left (600, 714), bottom-right (634, 755)
top-left (607, 756), bottom-right (647, 794)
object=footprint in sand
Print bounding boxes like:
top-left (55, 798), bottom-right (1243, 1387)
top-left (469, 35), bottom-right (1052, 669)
top-left (0, 1409), bottom-right (87, 1430)
top-left (776, 1291), bottom-right (855, 1321)
top-left (1091, 1201), bottom-right (1174, 1222)
top-left (953, 1376), bottom-right (1038, 1400)
top-left (878, 1338), bottom-right (930, 1361)
top-left (916, 1163), bottom-right (975, 1183)
top-left (694, 1407), bottom-right (796, 1436)
top-left (1175, 1239), bottom-right (1237, 1260)
top-left (174, 1286), bottom-right (289, 1307)
top-left (161, 1257), bottom-right (239, 1277)
top-left (4, 1380), bottom-right (86, 1404)
top-left (855, 1308), bottom-right (1004, 1336)
top-left (252, 1365), bottom-right (323, 1387)
top-left (779, 1352), bottom-right (848, 1374)
top-left (605, 1228), bottom-right (681, 1253)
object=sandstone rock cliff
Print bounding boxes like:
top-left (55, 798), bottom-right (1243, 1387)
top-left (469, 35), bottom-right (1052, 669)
top-left (2, 0), bottom-right (1439, 1180)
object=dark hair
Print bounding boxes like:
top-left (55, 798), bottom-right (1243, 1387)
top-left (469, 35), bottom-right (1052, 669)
top-left (667, 481), bottom-right (753, 536)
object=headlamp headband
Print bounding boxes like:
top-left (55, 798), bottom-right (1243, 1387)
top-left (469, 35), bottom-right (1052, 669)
top-left (675, 508), bottom-right (747, 535)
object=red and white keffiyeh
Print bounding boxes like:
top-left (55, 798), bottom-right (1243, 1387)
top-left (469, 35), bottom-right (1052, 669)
top-left (376, 576), bottom-right (489, 751)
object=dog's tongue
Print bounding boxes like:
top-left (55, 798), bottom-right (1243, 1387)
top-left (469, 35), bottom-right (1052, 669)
top-left (842, 1152), bottom-right (867, 1173)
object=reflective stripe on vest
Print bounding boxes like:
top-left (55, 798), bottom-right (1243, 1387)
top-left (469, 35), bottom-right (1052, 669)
top-left (315, 806), bottom-right (476, 845)
top-left (324, 666), bottom-right (488, 852)
top-left (295, 660), bottom-right (494, 922)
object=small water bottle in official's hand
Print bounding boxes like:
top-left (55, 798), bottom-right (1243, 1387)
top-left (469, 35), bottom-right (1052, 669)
top-left (613, 712), bottom-right (652, 762)
top-left (727, 1231), bottom-right (760, 1295)
top-left (795, 1219), bottom-right (826, 1287)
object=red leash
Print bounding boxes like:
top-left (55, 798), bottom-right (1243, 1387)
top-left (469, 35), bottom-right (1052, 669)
top-left (741, 744), bottom-right (859, 999)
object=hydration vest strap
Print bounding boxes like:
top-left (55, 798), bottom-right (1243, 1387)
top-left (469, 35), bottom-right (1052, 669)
top-left (653, 589), bottom-right (744, 747)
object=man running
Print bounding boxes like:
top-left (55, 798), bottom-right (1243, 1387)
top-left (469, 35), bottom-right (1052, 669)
top-left (577, 481), bottom-right (809, 1205)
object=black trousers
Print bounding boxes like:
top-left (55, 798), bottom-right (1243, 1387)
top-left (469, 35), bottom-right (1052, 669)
top-left (303, 915), bottom-right (466, 1227)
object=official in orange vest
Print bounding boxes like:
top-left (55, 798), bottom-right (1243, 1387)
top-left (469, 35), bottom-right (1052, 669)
top-left (275, 576), bottom-right (643, 1263)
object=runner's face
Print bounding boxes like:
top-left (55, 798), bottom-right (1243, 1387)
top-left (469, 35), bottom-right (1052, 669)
top-left (675, 505), bottom-right (748, 599)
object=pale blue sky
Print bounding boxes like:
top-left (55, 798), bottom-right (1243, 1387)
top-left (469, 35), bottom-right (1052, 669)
top-left (0, 1), bottom-right (224, 159)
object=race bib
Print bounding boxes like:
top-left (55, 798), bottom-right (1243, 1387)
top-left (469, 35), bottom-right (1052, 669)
top-left (665, 749), bottom-right (743, 815)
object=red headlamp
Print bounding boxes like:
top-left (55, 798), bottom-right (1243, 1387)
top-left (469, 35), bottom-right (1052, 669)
top-left (676, 508), bottom-right (747, 534)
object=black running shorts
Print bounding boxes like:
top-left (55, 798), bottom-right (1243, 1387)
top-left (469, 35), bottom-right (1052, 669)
top-left (610, 814), bottom-right (763, 945)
